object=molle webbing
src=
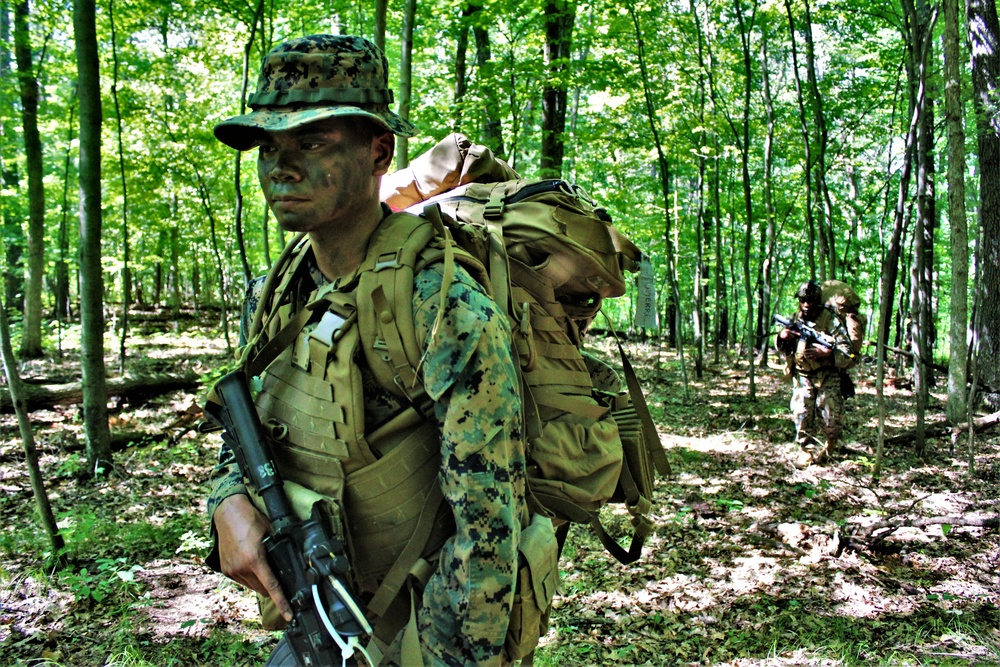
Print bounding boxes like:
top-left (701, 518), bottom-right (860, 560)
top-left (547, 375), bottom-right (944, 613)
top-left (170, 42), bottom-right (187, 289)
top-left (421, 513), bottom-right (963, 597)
top-left (236, 223), bottom-right (455, 628)
top-left (357, 210), bottom-right (490, 407)
top-left (344, 411), bottom-right (448, 589)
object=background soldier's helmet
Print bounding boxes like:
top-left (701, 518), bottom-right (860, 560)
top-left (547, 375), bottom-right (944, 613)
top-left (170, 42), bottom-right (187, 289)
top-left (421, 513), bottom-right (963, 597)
top-left (214, 34), bottom-right (416, 150)
top-left (795, 280), bottom-right (822, 304)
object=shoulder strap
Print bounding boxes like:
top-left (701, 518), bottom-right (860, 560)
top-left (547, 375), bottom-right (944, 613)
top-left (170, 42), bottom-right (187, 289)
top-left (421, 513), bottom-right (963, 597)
top-left (357, 208), bottom-right (490, 407)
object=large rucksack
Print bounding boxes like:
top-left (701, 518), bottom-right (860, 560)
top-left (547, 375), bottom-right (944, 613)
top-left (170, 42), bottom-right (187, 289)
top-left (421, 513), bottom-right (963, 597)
top-left (376, 134), bottom-right (670, 565)
top-left (820, 279), bottom-right (866, 365)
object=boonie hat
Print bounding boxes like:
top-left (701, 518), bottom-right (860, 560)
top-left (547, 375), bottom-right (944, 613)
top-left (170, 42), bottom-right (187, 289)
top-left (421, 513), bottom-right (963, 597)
top-left (214, 34), bottom-right (416, 150)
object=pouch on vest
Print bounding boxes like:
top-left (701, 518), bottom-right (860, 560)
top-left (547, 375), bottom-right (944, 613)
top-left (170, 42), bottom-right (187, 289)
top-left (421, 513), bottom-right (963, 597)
top-left (503, 514), bottom-right (559, 662)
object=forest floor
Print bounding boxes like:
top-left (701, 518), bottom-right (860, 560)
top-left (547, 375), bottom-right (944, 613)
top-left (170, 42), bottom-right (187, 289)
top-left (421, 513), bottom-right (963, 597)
top-left (0, 316), bottom-right (998, 667)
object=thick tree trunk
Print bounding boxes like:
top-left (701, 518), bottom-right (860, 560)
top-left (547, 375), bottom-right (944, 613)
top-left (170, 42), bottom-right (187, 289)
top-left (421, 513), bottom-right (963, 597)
top-left (967, 0), bottom-right (1000, 408)
top-left (540, 0), bottom-right (576, 179)
top-left (943, 0), bottom-right (969, 425)
top-left (0, 371), bottom-right (202, 413)
top-left (14, 0), bottom-right (44, 359)
top-left (397, 0), bottom-right (416, 168)
top-left (74, 0), bottom-right (114, 473)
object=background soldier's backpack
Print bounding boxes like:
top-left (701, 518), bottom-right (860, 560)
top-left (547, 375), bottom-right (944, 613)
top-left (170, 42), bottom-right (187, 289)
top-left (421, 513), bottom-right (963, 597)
top-left (820, 279), bottom-right (866, 363)
top-left (375, 134), bottom-right (670, 568)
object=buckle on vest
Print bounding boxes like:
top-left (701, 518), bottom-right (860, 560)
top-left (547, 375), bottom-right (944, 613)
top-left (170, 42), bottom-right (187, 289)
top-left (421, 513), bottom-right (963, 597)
top-left (374, 250), bottom-right (402, 271)
top-left (310, 311), bottom-right (347, 348)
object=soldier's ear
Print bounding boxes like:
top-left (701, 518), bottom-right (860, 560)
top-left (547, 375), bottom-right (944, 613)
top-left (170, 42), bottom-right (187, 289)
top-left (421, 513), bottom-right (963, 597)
top-left (371, 132), bottom-right (395, 176)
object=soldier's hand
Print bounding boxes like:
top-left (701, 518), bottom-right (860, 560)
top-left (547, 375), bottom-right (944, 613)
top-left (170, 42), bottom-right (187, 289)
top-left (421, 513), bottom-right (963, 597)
top-left (214, 494), bottom-right (293, 622)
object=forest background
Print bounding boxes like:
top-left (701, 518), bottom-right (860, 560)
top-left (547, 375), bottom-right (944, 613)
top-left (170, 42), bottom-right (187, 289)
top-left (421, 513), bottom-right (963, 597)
top-left (0, 0), bottom-right (998, 665)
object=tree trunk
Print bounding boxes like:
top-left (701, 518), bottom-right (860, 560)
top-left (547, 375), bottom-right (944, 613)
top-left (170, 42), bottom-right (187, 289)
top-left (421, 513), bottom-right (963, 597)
top-left (944, 0), bottom-right (969, 426)
top-left (540, 0), bottom-right (576, 179)
top-left (110, 0), bottom-right (131, 373)
top-left (714, 135), bottom-right (727, 357)
top-left (56, 101), bottom-right (75, 323)
top-left (74, 0), bottom-right (114, 474)
top-left (692, 0), bottom-right (707, 378)
top-left (374, 0), bottom-right (387, 53)
top-left (0, 370), bottom-right (202, 413)
top-left (0, 5), bottom-right (25, 312)
top-left (0, 295), bottom-right (64, 561)
top-left (967, 0), bottom-right (1000, 408)
top-left (734, 0), bottom-right (758, 399)
top-left (232, 0), bottom-right (265, 289)
top-left (454, 5), bottom-right (470, 131)
top-left (14, 0), bottom-right (44, 359)
top-left (169, 225), bottom-right (181, 317)
top-left (758, 18), bottom-right (776, 368)
top-left (901, 0), bottom-right (935, 454)
top-left (784, 0), bottom-right (817, 281)
top-left (628, 3), bottom-right (689, 398)
top-left (874, 57), bottom-right (924, 478)
top-left (397, 0), bottom-right (416, 169)
top-left (801, 0), bottom-right (835, 279)
top-left (471, 5), bottom-right (504, 157)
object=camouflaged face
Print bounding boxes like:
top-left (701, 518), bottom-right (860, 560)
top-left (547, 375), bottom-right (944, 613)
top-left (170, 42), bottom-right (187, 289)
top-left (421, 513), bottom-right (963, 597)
top-left (214, 34), bottom-right (416, 150)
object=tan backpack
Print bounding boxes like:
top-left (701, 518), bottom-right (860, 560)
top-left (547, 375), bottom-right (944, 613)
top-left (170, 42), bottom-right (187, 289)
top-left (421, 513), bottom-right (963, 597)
top-left (375, 134), bottom-right (670, 564)
top-left (820, 279), bottom-right (866, 362)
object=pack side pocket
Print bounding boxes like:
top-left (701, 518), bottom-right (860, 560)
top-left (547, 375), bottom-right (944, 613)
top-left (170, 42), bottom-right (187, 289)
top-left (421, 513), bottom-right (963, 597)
top-left (503, 514), bottom-right (559, 662)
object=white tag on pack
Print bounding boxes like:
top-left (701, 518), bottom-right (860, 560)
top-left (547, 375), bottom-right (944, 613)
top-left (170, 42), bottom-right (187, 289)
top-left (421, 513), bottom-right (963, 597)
top-left (634, 255), bottom-right (658, 330)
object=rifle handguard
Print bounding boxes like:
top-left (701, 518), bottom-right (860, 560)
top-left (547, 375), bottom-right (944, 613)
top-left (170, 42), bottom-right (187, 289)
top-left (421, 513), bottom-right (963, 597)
top-left (207, 371), bottom-right (374, 667)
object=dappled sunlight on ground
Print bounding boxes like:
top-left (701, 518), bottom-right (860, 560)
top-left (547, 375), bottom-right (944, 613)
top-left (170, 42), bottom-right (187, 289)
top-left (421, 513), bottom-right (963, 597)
top-left (537, 343), bottom-right (1000, 666)
top-left (2, 335), bottom-right (998, 666)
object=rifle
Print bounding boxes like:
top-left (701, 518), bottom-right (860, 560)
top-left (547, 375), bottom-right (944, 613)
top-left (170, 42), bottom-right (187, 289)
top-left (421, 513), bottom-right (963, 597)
top-left (772, 313), bottom-right (835, 351)
top-left (205, 370), bottom-right (373, 667)
top-left (772, 313), bottom-right (859, 361)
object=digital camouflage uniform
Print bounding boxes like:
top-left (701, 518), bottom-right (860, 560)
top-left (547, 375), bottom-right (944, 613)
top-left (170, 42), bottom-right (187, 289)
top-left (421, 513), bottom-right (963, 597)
top-left (782, 306), bottom-right (856, 458)
top-left (208, 242), bottom-right (525, 667)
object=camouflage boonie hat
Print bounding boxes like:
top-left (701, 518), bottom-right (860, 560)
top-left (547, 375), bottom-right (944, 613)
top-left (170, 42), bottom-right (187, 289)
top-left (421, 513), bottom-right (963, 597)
top-left (214, 34), bottom-right (416, 150)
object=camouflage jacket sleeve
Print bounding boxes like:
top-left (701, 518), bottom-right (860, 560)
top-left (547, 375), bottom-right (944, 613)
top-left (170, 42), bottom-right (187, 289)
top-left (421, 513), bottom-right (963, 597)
top-left (412, 262), bottom-right (526, 667)
top-left (204, 276), bottom-right (266, 570)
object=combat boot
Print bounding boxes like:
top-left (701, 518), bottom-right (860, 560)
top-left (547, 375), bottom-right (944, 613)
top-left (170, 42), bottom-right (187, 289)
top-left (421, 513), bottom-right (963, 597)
top-left (826, 438), bottom-right (840, 457)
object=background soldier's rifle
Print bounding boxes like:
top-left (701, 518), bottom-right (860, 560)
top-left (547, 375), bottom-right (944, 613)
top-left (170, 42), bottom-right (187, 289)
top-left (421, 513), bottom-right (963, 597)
top-left (772, 313), bottom-right (838, 352)
top-left (205, 370), bottom-right (373, 667)
top-left (773, 314), bottom-right (857, 397)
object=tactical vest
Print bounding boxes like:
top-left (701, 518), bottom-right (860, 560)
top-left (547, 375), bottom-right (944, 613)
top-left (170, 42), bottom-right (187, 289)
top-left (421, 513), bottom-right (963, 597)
top-left (238, 212), bottom-right (489, 649)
